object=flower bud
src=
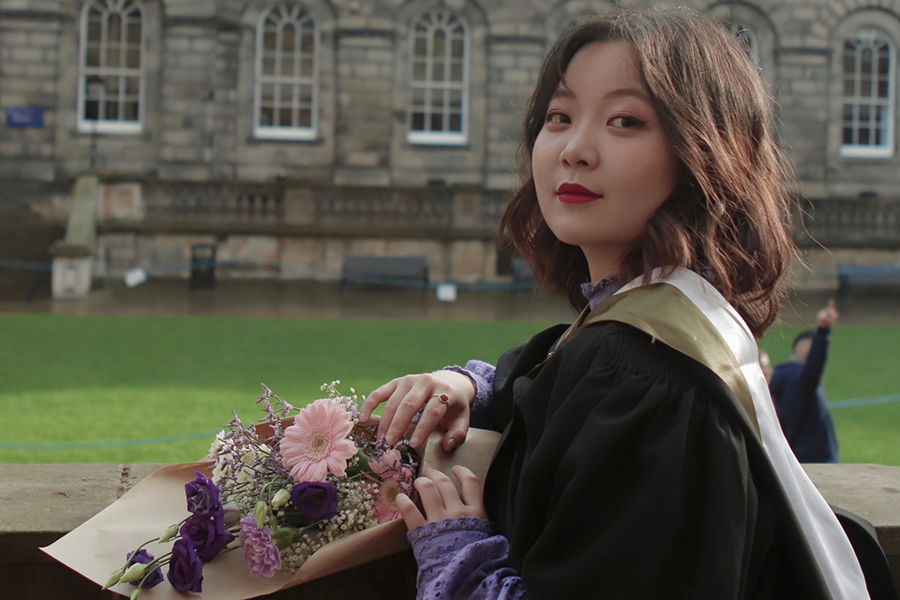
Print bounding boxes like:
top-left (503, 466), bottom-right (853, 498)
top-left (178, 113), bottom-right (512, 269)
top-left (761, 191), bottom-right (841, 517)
top-left (271, 489), bottom-right (290, 509)
top-left (102, 568), bottom-right (125, 590)
top-left (271, 527), bottom-right (296, 550)
top-left (222, 501), bottom-right (241, 528)
top-left (119, 562), bottom-right (147, 583)
top-left (130, 587), bottom-right (142, 600)
top-left (253, 500), bottom-right (268, 528)
top-left (158, 524), bottom-right (179, 543)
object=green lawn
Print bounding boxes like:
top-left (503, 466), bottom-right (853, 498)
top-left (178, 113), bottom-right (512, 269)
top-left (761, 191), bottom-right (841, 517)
top-left (1, 314), bottom-right (898, 464)
top-left (0, 314), bottom-right (548, 464)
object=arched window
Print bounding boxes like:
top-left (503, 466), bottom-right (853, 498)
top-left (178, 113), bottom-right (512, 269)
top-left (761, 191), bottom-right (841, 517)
top-left (254, 3), bottom-right (318, 140)
top-left (708, 3), bottom-right (775, 81)
top-left (407, 10), bottom-right (468, 145)
top-left (840, 28), bottom-right (894, 158)
top-left (78, 0), bottom-right (144, 134)
top-left (724, 20), bottom-right (758, 64)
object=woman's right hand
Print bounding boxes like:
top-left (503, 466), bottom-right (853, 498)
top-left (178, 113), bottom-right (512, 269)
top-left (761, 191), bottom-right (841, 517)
top-left (358, 370), bottom-right (476, 451)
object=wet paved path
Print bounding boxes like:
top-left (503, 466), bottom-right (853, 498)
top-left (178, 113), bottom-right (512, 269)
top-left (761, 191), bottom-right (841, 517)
top-left (2, 279), bottom-right (898, 326)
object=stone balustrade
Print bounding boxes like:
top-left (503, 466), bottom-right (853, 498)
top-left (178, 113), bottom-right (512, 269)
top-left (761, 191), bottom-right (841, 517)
top-left (1, 463), bottom-right (898, 598)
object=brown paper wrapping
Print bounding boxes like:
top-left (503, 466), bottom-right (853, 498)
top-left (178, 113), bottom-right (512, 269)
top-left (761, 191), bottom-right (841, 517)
top-left (41, 426), bottom-right (501, 599)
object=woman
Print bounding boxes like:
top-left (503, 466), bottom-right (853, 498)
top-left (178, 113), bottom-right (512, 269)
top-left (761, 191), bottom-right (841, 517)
top-left (360, 9), bottom-right (870, 599)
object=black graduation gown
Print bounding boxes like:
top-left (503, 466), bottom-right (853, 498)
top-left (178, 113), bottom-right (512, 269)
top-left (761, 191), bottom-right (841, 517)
top-left (482, 320), bottom-right (832, 599)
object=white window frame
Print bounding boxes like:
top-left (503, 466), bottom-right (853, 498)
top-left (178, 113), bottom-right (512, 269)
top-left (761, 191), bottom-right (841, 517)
top-left (840, 28), bottom-right (895, 159)
top-left (407, 9), bottom-right (469, 146)
top-left (77, 0), bottom-right (144, 135)
top-left (253, 3), bottom-right (319, 141)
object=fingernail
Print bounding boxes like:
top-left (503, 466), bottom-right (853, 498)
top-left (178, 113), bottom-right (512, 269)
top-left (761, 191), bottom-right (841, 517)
top-left (446, 439), bottom-right (455, 450)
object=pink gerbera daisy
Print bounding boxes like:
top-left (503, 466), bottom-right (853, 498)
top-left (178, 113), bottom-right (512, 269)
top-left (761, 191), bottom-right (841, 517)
top-left (281, 400), bottom-right (356, 482)
top-left (374, 479), bottom-right (403, 523)
top-left (368, 449), bottom-right (402, 479)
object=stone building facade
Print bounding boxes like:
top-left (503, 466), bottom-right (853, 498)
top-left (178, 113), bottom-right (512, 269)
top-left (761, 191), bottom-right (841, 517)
top-left (2, 0), bottom-right (900, 288)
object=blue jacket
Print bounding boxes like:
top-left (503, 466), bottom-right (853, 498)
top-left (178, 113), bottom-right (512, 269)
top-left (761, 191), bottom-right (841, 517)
top-left (769, 327), bottom-right (839, 463)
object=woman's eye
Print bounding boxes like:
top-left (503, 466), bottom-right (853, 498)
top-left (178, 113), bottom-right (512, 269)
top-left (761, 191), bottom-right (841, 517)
top-left (609, 115), bottom-right (645, 128)
top-left (545, 112), bottom-right (569, 125)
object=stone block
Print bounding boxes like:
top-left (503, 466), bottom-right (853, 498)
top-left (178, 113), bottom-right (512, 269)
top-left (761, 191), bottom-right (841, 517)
top-left (0, 30), bottom-right (28, 46)
top-left (283, 187), bottom-right (316, 226)
top-left (157, 164), bottom-right (211, 181)
top-left (366, 49), bottom-right (394, 63)
top-left (333, 168), bottom-right (391, 186)
top-left (216, 235), bottom-right (280, 278)
top-left (804, 463), bottom-right (900, 566)
top-left (192, 38), bottom-right (217, 53)
top-left (0, 62), bottom-right (27, 76)
top-left (51, 256), bottom-right (92, 299)
top-left (281, 237), bottom-right (322, 279)
top-left (28, 31), bottom-right (58, 47)
top-left (0, 464), bottom-right (124, 563)
top-left (450, 240), bottom-right (487, 283)
top-left (165, 37), bottom-right (192, 52)
top-left (11, 47), bottom-right (43, 63)
top-left (25, 63), bottom-right (56, 78)
top-left (451, 191), bottom-right (482, 229)
top-left (98, 183), bottom-right (144, 221)
top-left (344, 152), bottom-right (382, 167)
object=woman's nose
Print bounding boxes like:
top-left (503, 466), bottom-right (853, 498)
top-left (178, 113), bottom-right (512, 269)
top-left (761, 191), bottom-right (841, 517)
top-left (560, 126), bottom-right (599, 168)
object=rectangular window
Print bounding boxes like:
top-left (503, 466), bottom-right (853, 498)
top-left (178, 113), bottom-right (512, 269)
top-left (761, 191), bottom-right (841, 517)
top-left (407, 10), bottom-right (468, 145)
top-left (254, 5), bottom-right (318, 141)
top-left (77, 0), bottom-right (144, 134)
top-left (840, 32), bottom-right (894, 158)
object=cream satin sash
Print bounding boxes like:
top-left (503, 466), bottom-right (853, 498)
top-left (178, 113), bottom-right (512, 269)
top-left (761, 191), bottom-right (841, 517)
top-left (569, 268), bottom-right (868, 600)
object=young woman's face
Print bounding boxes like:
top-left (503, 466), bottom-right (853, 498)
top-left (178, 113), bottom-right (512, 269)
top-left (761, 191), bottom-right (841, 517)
top-left (532, 41), bottom-right (679, 281)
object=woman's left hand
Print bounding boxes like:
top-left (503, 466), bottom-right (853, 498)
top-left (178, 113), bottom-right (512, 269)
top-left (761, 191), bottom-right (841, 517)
top-left (395, 466), bottom-right (486, 529)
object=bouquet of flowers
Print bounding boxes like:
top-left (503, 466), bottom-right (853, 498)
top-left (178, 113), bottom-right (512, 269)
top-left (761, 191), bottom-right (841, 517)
top-left (101, 382), bottom-right (418, 598)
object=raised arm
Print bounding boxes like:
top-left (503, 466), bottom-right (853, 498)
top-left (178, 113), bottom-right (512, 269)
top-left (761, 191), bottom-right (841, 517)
top-left (798, 300), bottom-right (838, 392)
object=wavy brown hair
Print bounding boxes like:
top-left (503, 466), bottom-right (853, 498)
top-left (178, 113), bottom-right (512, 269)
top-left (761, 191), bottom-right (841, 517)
top-left (499, 8), bottom-right (798, 337)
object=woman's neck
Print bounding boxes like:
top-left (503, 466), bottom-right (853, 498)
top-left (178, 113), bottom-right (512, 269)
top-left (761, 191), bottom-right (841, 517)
top-left (582, 247), bottom-right (624, 284)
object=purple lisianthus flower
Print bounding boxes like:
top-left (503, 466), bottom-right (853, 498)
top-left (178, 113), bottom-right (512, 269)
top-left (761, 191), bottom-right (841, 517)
top-left (185, 471), bottom-right (224, 520)
top-left (239, 515), bottom-right (282, 578)
top-left (125, 548), bottom-right (164, 589)
top-left (180, 515), bottom-right (236, 563)
top-left (290, 481), bottom-right (338, 521)
top-left (167, 536), bottom-right (204, 593)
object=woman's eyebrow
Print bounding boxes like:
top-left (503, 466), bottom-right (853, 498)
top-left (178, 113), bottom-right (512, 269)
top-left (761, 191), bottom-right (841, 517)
top-left (603, 87), bottom-right (650, 102)
top-left (550, 83), bottom-right (574, 101)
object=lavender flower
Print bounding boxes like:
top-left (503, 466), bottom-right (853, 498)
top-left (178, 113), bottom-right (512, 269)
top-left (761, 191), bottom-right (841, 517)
top-left (180, 515), bottom-right (235, 563)
top-left (185, 471), bottom-right (224, 520)
top-left (290, 482), bottom-right (338, 521)
top-left (167, 536), bottom-right (204, 593)
top-left (239, 516), bottom-right (282, 578)
top-left (125, 549), bottom-right (163, 589)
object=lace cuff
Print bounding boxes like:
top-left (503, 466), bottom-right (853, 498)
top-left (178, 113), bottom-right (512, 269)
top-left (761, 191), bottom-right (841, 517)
top-left (407, 516), bottom-right (494, 562)
top-left (443, 361), bottom-right (495, 429)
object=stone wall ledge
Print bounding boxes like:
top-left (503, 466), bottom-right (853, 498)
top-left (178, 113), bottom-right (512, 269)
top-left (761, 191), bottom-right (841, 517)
top-left (0, 463), bottom-right (416, 599)
top-left (2, 463), bottom-right (898, 598)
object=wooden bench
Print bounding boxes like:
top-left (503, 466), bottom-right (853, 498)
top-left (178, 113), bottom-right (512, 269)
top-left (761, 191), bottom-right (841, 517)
top-left (837, 265), bottom-right (900, 294)
top-left (340, 256), bottom-right (429, 295)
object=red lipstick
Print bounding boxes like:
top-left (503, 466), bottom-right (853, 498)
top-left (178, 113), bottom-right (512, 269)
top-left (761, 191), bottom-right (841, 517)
top-left (557, 183), bottom-right (601, 204)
